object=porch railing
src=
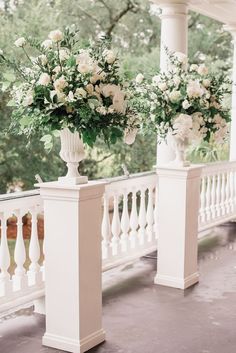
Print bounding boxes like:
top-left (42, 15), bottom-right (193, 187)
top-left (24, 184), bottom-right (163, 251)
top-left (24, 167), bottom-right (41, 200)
top-left (101, 171), bottom-right (158, 271)
top-left (199, 161), bottom-right (236, 233)
top-left (1, 161), bottom-right (236, 314)
top-left (0, 190), bottom-right (44, 314)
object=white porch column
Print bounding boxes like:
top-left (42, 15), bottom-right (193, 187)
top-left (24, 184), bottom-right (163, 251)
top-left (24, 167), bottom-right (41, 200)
top-left (37, 181), bottom-right (106, 353)
top-left (155, 165), bottom-right (203, 289)
top-left (153, 1), bottom-right (189, 164)
top-left (224, 25), bottom-right (236, 161)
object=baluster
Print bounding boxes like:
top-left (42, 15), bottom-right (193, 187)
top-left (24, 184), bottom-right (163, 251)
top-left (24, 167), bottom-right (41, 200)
top-left (146, 186), bottom-right (154, 243)
top-left (120, 191), bottom-right (130, 253)
top-left (154, 185), bottom-right (158, 240)
top-left (205, 175), bottom-right (211, 221)
top-left (210, 174), bottom-right (216, 220)
top-left (200, 176), bottom-right (206, 224)
top-left (216, 173), bottom-right (221, 217)
top-left (129, 189), bottom-right (139, 249)
top-left (101, 194), bottom-right (112, 260)
top-left (111, 193), bottom-right (121, 256)
top-left (225, 171), bottom-right (231, 214)
top-left (28, 207), bottom-right (41, 285)
top-left (0, 214), bottom-right (11, 297)
top-left (231, 170), bottom-right (236, 212)
top-left (13, 210), bottom-right (27, 290)
top-left (138, 187), bottom-right (147, 245)
top-left (229, 170), bottom-right (235, 213)
top-left (221, 172), bottom-right (226, 216)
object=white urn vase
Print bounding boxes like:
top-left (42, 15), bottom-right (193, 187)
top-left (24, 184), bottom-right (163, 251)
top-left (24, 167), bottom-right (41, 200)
top-left (58, 128), bottom-right (88, 184)
top-left (169, 134), bottom-right (190, 167)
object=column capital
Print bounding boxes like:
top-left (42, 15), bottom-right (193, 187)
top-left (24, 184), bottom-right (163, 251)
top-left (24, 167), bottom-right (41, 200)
top-left (223, 23), bottom-right (236, 40)
top-left (151, 0), bottom-right (189, 18)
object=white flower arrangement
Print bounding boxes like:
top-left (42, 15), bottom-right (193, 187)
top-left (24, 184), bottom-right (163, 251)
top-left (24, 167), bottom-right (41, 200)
top-left (132, 51), bottom-right (231, 145)
top-left (0, 27), bottom-right (138, 149)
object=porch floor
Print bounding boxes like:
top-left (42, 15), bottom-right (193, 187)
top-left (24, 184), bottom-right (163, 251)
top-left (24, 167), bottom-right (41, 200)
top-left (1, 224), bottom-right (236, 353)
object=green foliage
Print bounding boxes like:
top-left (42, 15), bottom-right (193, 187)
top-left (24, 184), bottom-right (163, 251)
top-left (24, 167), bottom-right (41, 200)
top-left (0, 0), bottom-right (233, 193)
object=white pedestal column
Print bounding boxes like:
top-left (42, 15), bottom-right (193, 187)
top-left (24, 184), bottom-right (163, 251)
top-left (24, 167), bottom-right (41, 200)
top-left (154, 1), bottom-right (189, 165)
top-left (37, 181), bottom-right (106, 353)
top-left (225, 25), bottom-right (236, 161)
top-left (155, 165), bottom-right (203, 289)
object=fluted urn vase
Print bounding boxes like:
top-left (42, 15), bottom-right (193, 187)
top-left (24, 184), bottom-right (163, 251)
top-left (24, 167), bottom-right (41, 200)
top-left (58, 128), bottom-right (88, 184)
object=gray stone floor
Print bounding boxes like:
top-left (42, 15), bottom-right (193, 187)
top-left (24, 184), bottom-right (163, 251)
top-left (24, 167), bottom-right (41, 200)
top-left (1, 224), bottom-right (236, 353)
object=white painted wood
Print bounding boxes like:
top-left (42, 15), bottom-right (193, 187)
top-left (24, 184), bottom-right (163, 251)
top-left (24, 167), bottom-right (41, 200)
top-left (101, 195), bottom-right (112, 260)
top-left (155, 165), bottom-right (203, 289)
top-left (120, 191), bottom-right (130, 253)
top-left (129, 190), bottom-right (139, 249)
top-left (111, 193), bottom-right (121, 256)
top-left (138, 188), bottom-right (147, 246)
top-left (155, 1), bottom-right (188, 165)
top-left (13, 210), bottom-right (27, 291)
top-left (146, 187), bottom-right (154, 242)
top-left (38, 181), bottom-right (106, 353)
top-left (0, 214), bottom-right (11, 297)
top-left (28, 207), bottom-right (41, 285)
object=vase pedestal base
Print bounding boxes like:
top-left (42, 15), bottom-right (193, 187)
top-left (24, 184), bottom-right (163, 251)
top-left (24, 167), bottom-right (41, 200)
top-left (58, 175), bottom-right (88, 185)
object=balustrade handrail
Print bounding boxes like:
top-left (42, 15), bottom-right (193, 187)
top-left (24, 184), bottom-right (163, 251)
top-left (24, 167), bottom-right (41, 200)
top-left (202, 160), bottom-right (236, 176)
top-left (0, 189), bottom-right (40, 202)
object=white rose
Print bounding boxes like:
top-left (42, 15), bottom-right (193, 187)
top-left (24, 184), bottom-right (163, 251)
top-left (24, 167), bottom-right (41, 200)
top-left (103, 49), bottom-right (116, 64)
top-left (158, 82), bottom-right (168, 91)
top-left (197, 64), bottom-right (208, 76)
top-left (190, 64), bottom-right (198, 72)
top-left (48, 30), bottom-right (63, 42)
top-left (59, 49), bottom-right (69, 61)
top-left (173, 76), bottom-right (181, 87)
top-left (96, 106), bottom-right (107, 115)
top-left (124, 128), bottom-right (138, 145)
top-left (77, 63), bottom-right (93, 74)
top-left (182, 100), bottom-right (191, 109)
top-left (86, 83), bottom-right (94, 95)
top-left (187, 80), bottom-right (204, 99)
top-left (90, 73), bottom-right (105, 84)
top-left (53, 66), bottom-right (61, 74)
top-left (174, 52), bottom-right (188, 65)
top-left (53, 76), bottom-right (68, 91)
top-left (38, 73), bottom-right (51, 86)
top-left (41, 39), bottom-right (53, 49)
top-left (202, 79), bottom-right (211, 88)
top-left (57, 91), bottom-right (66, 103)
top-left (102, 84), bottom-right (119, 97)
top-left (169, 90), bottom-right (181, 103)
top-left (75, 87), bottom-right (87, 98)
top-left (135, 73), bottom-right (144, 84)
top-left (14, 37), bottom-right (26, 48)
top-left (152, 75), bottom-right (161, 86)
top-left (112, 90), bottom-right (126, 114)
top-left (67, 91), bottom-right (75, 102)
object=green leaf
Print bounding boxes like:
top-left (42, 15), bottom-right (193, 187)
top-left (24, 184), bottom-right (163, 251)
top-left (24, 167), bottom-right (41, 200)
top-left (1, 81), bottom-right (11, 92)
top-left (40, 134), bottom-right (52, 143)
top-left (20, 116), bottom-right (31, 126)
top-left (6, 99), bottom-right (15, 107)
top-left (52, 130), bottom-right (60, 137)
top-left (3, 72), bottom-right (15, 82)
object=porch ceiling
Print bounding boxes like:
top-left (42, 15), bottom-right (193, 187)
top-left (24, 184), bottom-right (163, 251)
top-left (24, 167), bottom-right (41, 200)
top-left (152, 0), bottom-right (236, 25)
top-left (189, 0), bottom-right (236, 25)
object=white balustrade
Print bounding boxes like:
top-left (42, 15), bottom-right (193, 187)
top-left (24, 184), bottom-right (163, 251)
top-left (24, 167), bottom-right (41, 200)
top-left (101, 172), bottom-right (157, 271)
top-left (0, 190), bottom-right (44, 313)
top-left (199, 161), bottom-right (236, 233)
